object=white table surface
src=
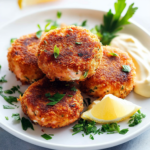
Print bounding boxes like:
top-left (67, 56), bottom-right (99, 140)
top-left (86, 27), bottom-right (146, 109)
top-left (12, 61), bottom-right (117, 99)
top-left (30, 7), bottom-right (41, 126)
top-left (0, 0), bottom-right (150, 150)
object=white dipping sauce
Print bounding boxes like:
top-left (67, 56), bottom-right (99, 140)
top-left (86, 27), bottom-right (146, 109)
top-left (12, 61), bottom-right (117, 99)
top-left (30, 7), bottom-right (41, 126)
top-left (111, 33), bottom-right (150, 97)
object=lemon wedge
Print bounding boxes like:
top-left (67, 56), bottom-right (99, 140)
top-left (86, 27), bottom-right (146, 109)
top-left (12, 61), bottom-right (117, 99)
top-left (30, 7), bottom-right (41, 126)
top-left (18, 0), bottom-right (56, 9)
top-left (81, 94), bottom-right (141, 124)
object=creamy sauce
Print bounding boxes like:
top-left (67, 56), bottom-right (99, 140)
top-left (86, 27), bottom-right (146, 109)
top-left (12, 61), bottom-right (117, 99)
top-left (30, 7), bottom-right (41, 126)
top-left (111, 33), bottom-right (150, 97)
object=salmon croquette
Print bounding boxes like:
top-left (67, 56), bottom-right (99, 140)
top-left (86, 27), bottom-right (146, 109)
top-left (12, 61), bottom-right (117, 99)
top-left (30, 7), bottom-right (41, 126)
top-left (18, 77), bottom-right (83, 128)
top-left (80, 46), bottom-right (136, 99)
top-left (37, 25), bottom-right (103, 81)
top-left (7, 33), bottom-right (44, 84)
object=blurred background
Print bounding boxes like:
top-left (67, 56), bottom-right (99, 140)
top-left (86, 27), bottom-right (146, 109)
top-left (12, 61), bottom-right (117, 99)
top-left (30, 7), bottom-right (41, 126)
top-left (0, 0), bottom-right (150, 33)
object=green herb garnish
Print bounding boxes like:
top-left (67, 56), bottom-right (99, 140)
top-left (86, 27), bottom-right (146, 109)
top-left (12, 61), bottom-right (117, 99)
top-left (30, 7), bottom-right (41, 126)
top-left (72, 119), bottom-right (128, 139)
top-left (90, 26), bottom-right (102, 38)
top-left (71, 86), bottom-right (77, 92)
top-left (44, 22), bottom-right (51, 32)
top-left (4, 85), bottom-right (23, 96)
top-left (97, 0), bottom-right (138, 45)
top-left (36, 24), bottom-right (43, 38)
top-left (0, 86), bottom-right (3, 94)
top-left (3, 105), bottom-right (15, 109)
top-left (46, 92), bottom-right (65, 106)
top-left (0, 65), bottom-right (1, 70)
top-left (0, 75), bottom-right (7, 83)
top-left (21, 117), bottom-right (34, 131)
top-left (36, 30), bottom-right (42, 38)
top-left (89, 134), bottom-right (94, 140)
top-left (12, 113), bottom-right (20, 121)
top-left (45, 93), bottom-right (51, 97)
top-left (41, 134), bottom-right (53, 140)
top-left (5, 116), bottom-right (9, 120)
top-left (68, 95), bottom-right (73, 97)
top-left (83, 71), bottom-right (88, 78)
top-left (122, 65), bottom-right (131, 73)
top-left (75, 42), bottom-right (82, 45)
top-left (10, 38), bottom-right (17, 44)
top-left (119, 129), bottom-right (129, 134)
top-left (109, 53), bottom-right (118, 56)
top-left (57, 11), bottom-right (62, 19)
top-left (128, 110), bottom-right (146, 127)
top-left (81, 20), bottom-right (87, 27)
top-left (54, 45), bottom-right (59, 58)
top-left (0, 94), bottom-right (17, 105)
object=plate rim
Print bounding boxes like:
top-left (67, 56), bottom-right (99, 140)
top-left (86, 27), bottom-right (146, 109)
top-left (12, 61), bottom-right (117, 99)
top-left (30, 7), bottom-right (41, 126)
top-left (0, 6), bottom-right (150, 150)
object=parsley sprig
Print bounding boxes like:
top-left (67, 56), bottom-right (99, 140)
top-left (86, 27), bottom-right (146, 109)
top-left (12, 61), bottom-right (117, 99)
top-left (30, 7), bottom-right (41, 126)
top-left (36, 20), bottom-right (59, 38)
top-left (4, 85), bottom-right (23, 96)
top-left (41, 134), bottom-right (54, 140)
top-left (45, 92), bottom-right (65, 106)
top-left (93, 0), bottom-right (138, 45)
top-left (128, 110), bottom-right (146, 127)
top-left (0, 75), bottom-right (7, 83)
top-left (72, 119), bottom-right (128, 140)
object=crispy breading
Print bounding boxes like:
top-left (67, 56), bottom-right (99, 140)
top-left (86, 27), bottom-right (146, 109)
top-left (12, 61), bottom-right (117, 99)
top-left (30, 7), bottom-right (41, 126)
top-left (7, 33), bottom-right (44, 84)
top-left (18, 77), bottom-right (83, 128)
top-left (37, 25), bottom-right (103, 81)
top-left (80, 46), bottom-right (136, 99)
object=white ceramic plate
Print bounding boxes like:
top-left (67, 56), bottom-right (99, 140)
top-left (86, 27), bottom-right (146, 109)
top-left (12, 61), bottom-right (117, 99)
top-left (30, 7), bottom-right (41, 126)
top-left (0, 8), bottom-right (150, 150)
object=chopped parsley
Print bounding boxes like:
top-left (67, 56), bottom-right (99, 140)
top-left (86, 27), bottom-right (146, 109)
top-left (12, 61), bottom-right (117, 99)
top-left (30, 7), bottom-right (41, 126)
top-left (46, 92), bottom-right (65, 106)
top-left (72, 119), bottom-right (128, 140)
top-left (109, 53), bottom-right (118, 56)
top-left (0, 75), bottom-right (7, 83)
top-left (119, 129), bottom-right (129, 134)
top-left (0, 86), bottom-right (3, 94)
top-left (12, 113), bottom-right (20, 121)
top-left (41, 134), bottom-right (53, 140)
top-left (83, 71), bottom-right (88, 78)
top-left (36, 30), bottom-right (43, 39)
top-left (90, 25), bottom-right (102, 39)
top-left (3, 105), bottom-right (15, 109)
top-left (89, 134), bottom-right (94, 140)
top-left (128, 110), bottom-right (146, 127)
top-left (71, 86), bottom-right (77, 92)
top-left (122, 65), bottom-right (131, 73)
top-left (54, 45), bottom-right (59, 58)
top-left (75, 42), bottom-right (82, 45)
top-left (5, 116), bottom-right (9, 120)
top-left (21, 117), bottom-right (34, 131)
top-left (4, 85), bottom-right (23, 96)
top-left (0, 94), bottom-right (18, 105)
top-left (68, 95), bottom-right (73, 97)
top-left (10, 38), bottom-right (17, 44)
top-left (0, 65), bottom-right (1, 70)
top-left (81, 20), bottom-right (87, 27)
top-left (44, 22), bottom-right (51, 32)
top-left (95, 0), bottom-right (138, 45)
top-left (57, 11), bottom-right (62, 19)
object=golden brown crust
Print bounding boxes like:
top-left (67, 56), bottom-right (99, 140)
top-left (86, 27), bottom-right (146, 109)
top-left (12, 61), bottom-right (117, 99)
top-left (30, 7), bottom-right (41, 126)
top-left (18, 77), bottom-right (83, 128)
top-left (37, 26), bottom-right (103, 81)
top-left (80, 46), bottom-right (136, 99)
top-left (7, 33), bottom-right (44, 84)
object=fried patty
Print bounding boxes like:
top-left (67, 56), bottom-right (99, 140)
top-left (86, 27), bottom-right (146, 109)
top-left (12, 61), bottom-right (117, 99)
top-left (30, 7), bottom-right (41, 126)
top-left (37, 25), bottom-right (103, 81)
top-left (80, 46), bottom-right (136, 99)
top-left (7, 33), bottom-right (44, 84)
top-left (18, 77), bottom-right (83, 128)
